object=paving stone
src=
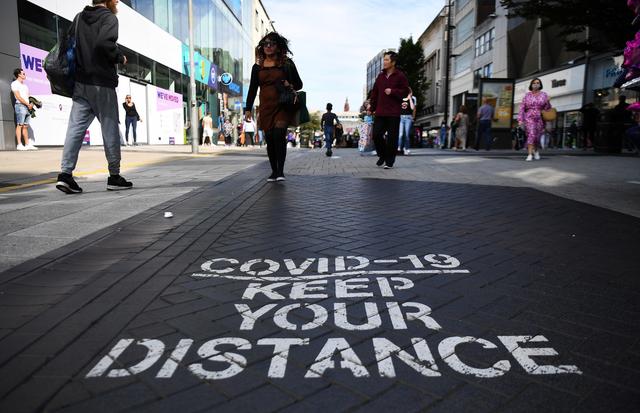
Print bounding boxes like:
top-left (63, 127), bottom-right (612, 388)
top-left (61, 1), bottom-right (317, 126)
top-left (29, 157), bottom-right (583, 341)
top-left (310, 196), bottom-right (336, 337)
top-left (0, 153), bottom-right (638, 411)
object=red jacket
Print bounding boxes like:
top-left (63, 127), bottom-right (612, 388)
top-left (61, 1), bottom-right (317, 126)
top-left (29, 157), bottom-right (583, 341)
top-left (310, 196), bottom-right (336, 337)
top-left (369, 69), bottom-right (409, 117)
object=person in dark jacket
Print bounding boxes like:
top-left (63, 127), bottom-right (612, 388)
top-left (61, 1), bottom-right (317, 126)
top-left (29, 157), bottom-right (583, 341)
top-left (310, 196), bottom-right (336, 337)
top-left (244, 32), bottom-right (302, 182)
top-left (55, 0), bottom-right (132, 194)
top-left (122, 95), bottom-right (142, 145)
top-left (321, 103), bottom-right (339, 156)
top-left (367, 51), bottom-right (409, 169)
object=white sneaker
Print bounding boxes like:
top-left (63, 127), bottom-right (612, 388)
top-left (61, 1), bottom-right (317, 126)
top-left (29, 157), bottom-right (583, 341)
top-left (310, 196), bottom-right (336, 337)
top-left (25, 144), bottom-right (38, 150)
top-left (16, 144), bottom-right (27, 151)
top-left (525, 154), bottom-right (533, 162)
top-left (403, 148), bottom-right (410, 155)
top-left (534, 151), bottom-right (540, 160)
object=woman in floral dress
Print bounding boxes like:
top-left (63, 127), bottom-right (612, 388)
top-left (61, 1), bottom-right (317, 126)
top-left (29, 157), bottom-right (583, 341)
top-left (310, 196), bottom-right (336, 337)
top-left (517, 78), bottom-right (551, 161)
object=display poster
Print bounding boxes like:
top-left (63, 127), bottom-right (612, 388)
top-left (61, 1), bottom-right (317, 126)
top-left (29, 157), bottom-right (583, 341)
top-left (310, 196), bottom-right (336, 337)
top-left (479, 79), bottom-right (515, 129)
top-left (146, 85), bottom-right (184, 145)
top-left (19, 43), bottom-right (103, 146)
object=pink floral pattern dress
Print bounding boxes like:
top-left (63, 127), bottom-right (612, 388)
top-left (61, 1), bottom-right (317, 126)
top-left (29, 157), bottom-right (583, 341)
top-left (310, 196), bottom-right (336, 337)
top-left (517, 91), bottom-right (551, 146)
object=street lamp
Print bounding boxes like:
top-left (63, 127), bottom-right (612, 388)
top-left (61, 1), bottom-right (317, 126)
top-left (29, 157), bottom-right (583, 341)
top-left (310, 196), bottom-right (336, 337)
top-left (443, 0), bottom-right (454, 148)
top-left (188, 0), bottom-right (199, 154)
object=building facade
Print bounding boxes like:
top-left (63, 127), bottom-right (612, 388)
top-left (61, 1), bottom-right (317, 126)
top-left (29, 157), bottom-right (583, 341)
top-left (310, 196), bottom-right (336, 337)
top-left (1, 0), bottom-right (261, 149)
top-left (415, 7), bottom-right (447, 131)
top-left (365, 49), bottom-right (395, 98)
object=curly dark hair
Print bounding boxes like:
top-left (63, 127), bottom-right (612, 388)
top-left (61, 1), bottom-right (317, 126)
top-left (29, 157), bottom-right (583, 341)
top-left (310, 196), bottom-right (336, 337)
top-left (255, 32), bottom-right (293, 66)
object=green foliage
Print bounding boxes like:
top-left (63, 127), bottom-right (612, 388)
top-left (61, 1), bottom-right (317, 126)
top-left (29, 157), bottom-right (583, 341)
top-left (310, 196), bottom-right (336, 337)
top-left (396, 36), bottom-right (430, 112)
top-left (500, 0), bottom-right (635, 52)
top-left (300, 110), bottom-right (321, 132)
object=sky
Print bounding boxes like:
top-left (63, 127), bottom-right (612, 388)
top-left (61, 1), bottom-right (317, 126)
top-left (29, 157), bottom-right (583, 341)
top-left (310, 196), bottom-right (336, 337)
top-left (261, 0), bottom-right (444, 113)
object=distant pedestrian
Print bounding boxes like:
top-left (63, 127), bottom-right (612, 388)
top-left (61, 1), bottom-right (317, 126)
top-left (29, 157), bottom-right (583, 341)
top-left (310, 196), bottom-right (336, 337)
top-left (243, 116), bottom-right (256, 146)
top-left (438, 122), bottom-right (447, 148)
top-left (517, 78), bottom-right (551, 161)
top-left (453, 105), bottom-right (469, 150)
top-left (222, 118), bottom-right (233, 146)
top-left (398, 88), bottom-right (417, 155)
top-left (579, 102), bottom-right (600, 149)
top-left (202, 112), bottom-right (214, 145)
top-left (321, 103), bottom-right (339, 156)
top-left (56, 0), bottom-right (132, 194)
top-left (122, 95), bottom-right (141, 145)
top-left (477, 97), bottom-right (495, 150)
top-left (245, 31), bottom-right (303, 182)
top-left (11, 68), bottom-right (37, 151)
top-left (368, 51), bottom-right (410, 169)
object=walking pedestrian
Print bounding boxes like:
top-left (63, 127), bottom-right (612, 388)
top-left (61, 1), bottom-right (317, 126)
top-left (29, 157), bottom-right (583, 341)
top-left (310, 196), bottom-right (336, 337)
top-left (243, 115), bottom-right (256, 146)
top-left (438, 122), bottom-right (447, 148)
top-left (55, 0), bottom-right (132, 194)
top-left (398, 88), bottom-right (416, 155)
top-left (453, 105), bottom-right (469, 150)
top-left (122, 94), bottom-right (141, 145)
top-left (11, 68), bottom-right (37, 150)
top-left (244, 31), bottom-right (303, 182)
top-left (477, 97), bottom-right (495, 150)
top-left (222, 118), bottom-right (233, 146)
top-left (579, 102), bottom-right (600, 149)
top-left (368, 51), bottom-right (409, 169)
top-left (517, 78), bottom-right (552, 161)
top-left (321, 103), bottom-right (339, 157)
top-left (202, 112), bottom-right (214, 145)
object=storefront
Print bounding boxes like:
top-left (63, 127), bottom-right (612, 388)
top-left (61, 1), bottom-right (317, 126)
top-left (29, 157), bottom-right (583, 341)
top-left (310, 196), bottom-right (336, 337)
top-left (588, 54), bottom-right (638, 110)
top-left (13, 0), bottom-right (250, 147)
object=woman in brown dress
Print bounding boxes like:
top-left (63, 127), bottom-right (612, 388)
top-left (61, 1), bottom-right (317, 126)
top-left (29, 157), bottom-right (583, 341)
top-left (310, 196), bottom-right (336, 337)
top-left (244, 32), bottom-right (303, 182)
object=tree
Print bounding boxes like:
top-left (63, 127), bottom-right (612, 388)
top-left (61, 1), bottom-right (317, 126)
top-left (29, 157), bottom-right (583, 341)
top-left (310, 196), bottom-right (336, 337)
top-left (300, 110), bottom-right (321, 133)
top-left (396, 36), bottom-right (429, 112)
top-left (500, 0), bottom-right (635, 53)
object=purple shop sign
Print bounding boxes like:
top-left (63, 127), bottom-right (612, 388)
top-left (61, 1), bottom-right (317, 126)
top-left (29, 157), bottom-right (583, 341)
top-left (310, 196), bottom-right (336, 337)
top-left (20, 43), bottom-right (52, 96)
top-left (156, 87), bottom-right (182, 111)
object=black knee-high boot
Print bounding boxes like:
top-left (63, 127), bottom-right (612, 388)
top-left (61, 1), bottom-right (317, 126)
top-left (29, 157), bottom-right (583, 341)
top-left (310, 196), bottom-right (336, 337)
top-left (264, 129), bottom-right (278, 176)
top-left (273, 128), bottom-right (288, 176)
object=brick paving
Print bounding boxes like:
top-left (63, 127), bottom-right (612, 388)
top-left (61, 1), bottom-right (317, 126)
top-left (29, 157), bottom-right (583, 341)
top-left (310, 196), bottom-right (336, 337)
top-left (0, 150), bottom-right (639, 412)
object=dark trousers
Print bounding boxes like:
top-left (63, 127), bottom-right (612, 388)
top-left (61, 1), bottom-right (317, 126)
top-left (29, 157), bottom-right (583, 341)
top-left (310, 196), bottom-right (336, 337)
top-left (265, 128), bottom-right (287, 176)
top-left (478, 119), bottom-right (492, 150)
top-left (245, 131), bottom-right (255, 146)
top-left (372, 116), bottom-right (401, 167)
top-left (125, 116), bottom-right (137, 143)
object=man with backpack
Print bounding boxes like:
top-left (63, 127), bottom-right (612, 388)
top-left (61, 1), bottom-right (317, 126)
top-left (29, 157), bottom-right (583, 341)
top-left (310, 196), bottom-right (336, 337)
top-left (55, 0), bottom-right (132, 194)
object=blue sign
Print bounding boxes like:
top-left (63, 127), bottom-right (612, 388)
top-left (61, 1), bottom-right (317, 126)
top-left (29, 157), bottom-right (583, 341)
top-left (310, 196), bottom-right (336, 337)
top-left (220, 72), bottom-right (233, 86)
top-left (228, 82), bottom-right (241, 94)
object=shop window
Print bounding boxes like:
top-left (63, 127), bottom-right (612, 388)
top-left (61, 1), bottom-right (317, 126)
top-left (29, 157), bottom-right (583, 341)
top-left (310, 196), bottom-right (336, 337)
top-left (455, 12), bottom-right (474, 46)
top-left (483, 63), bottom-right (493, 78)
top-left (454, 48), bottom-right (472, 75)
top-left (131, 0), bottom-right (154, 23)
top-left (18, 0), bottom-right (58, 51)
top-left (473, 68), bottom-right (482, 88)
top-left (457, 0), bottom-right (472, 12)
top-left (137, 54), bottom-right (154, 83)
top-left (155, 63), bottom-right (171, 90)
top-left (117, 45), bottom-right (138, 79)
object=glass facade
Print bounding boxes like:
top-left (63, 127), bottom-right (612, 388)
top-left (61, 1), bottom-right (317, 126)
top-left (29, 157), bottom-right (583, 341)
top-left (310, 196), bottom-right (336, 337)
top-left (120, 0), bottom-right (254, 122)
top-left (18, 0), bottom-right (255, 138)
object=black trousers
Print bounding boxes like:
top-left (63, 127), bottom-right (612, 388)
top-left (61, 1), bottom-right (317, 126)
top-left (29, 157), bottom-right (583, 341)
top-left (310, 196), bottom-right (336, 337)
top-left (372, 116), bottom-right (401, 167)
top-left (265, 128), bottom-right (287, 176)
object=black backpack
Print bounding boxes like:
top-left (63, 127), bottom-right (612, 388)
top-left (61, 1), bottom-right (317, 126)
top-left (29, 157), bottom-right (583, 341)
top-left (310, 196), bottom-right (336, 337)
top-left (44, 14), bottom-right (80, 97)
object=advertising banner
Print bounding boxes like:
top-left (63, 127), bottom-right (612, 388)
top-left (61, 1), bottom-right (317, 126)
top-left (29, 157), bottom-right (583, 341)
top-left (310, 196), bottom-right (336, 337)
top-left (19, 43), bottom-right (103, 146)
top-left (479, 79), bottom-right (515, 129)
top-left (20, 43), bottom-right (51, 96)
top-left (182, 45), bottom-right (218, 90)
top-left (147, 85), bottom-right (184, 145)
